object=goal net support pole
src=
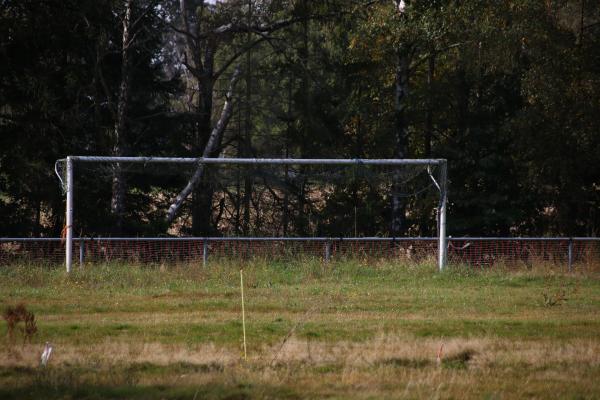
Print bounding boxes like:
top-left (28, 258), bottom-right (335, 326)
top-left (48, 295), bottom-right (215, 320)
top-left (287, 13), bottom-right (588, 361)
top-left (62, 156), bottom-right (448, 273)
top-left (65, 156), bottom-right (74, 273)
top-left (438, 160), bottom-right (448, 271)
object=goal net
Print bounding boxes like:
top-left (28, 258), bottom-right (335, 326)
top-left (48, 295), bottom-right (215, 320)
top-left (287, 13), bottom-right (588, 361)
top-left (54, 157), bottom-right (447, 271)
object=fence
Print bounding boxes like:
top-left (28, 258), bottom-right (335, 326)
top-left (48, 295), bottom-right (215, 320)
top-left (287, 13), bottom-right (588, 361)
top-left (1, 237), bottom-right (599, 270)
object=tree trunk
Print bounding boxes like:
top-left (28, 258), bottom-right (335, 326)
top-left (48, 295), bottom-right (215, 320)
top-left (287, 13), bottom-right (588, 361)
top-left (191, 76), bottom-right (215, 235)
top-left (191, 176), bottom-right (214, 235)
top-left (234, 93), bottom-right (243, 234)
top-left (34, 199), bottom-right (41, 237)
top-left (111, 0), bottom-right (134, 234)
top-left (166, 66), bottom-right (242, 225)
top-left (391, 49), bottom-right (410, 236)
top-left (296, 0), bottom-right (310, 236)
top-left (241, 0), bottom-right (253, 235)
top-left (425, 54), bottom-right (435, 158)
top-left (282, 78), bottom-right (292, 236)
top-left (420, 54), bottom-right (435, 236)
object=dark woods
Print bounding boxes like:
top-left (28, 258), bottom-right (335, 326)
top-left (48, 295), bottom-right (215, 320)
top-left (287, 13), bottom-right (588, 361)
top-left (1, 0), bottom-right (599, 238)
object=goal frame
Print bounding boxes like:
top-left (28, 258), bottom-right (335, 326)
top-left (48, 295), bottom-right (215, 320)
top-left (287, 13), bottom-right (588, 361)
top-left (59, 156), bottom-right (448, 272)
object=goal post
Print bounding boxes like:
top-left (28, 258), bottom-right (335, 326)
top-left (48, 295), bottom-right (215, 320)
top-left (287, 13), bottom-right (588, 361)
top-left (438, 160), bottom-right (448, 270)
top-left (57, 156), bottom-right (448, 272)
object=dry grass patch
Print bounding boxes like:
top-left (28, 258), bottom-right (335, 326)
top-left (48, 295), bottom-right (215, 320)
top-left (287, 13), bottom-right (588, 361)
top-left (4, 335), bottom-right (599, 371)
top-left (0, 340), bottom-right (237, 368)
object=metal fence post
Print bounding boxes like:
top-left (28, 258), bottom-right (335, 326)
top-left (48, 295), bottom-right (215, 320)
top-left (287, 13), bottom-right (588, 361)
top-left (203, 239), bottom-right (209, 267)
top-left (568, 238), bottom-right (573, 272)
top-left (79, 239), bottom-right (85, 268)
top-left (324, 241), bottom-right (332, 262)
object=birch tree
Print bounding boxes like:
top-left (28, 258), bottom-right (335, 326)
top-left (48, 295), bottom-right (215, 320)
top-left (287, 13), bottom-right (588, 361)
top-left (111, 0), bottom-right (135, 232)
top-left (348, 0), bottom-right (451, 235)
top-left (109, 0), bottom-right (160, 232)
top-left (390, 0), bottom-right (410, 235)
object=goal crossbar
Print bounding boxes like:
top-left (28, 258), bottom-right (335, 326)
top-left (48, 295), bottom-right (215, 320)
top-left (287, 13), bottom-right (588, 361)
top-left (60, 156), bottom-right (445, 166)
top-left (58, 156), bottom-right (448, 273)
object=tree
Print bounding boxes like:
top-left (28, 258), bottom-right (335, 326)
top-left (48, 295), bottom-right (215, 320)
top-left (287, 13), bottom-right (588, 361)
top-left (164, 0), bottom-right (319, 233)
top-left (348, 0), bottom-right (450, 235)
top-left (110, 0), bottom-right (134, 232)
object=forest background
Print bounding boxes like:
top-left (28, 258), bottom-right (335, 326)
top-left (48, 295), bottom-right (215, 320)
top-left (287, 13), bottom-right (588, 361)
top-left (1, 0), bottom-right (599, 238)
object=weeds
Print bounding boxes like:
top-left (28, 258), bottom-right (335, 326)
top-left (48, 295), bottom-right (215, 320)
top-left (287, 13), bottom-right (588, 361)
top-left (542, 278), bottom-right (581, 307)
top-left (542, 288), bottom-right (568, 307)
top-left (2, 304), bottom-right (37, 343)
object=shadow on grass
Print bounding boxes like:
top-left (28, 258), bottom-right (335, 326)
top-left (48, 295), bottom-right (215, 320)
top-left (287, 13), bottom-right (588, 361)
top-left (442, 349), bottom-right (476, 370)
top-left (377, 349), bottom-right (476, 370)
top-left (0, 362), bottom-right (289, 399)
top-left (0, 384), bottom-right (301, 400)
top-left (1, 376), bottom-right (301, 400)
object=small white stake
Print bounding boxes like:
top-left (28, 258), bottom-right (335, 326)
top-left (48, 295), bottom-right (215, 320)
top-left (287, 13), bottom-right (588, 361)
top-left (40, 342), bottom-right (53, 367)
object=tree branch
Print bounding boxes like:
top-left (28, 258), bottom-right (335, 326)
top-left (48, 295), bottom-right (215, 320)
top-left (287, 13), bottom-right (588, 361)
top-left (409, 42), bottom-right (465, 72)
top-left (130, 1), bottom-right (154, 31)
top-left (213, 35), bottom-right (270, 80)
top-left (165, 65), bottom-right (242, 224)
top-left (169, 23), bottom-right (198, 41)
top-left (198, 13), bottom-right (337, 40)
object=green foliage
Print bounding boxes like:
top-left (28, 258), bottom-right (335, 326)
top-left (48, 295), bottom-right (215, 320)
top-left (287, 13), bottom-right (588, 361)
top-left (1, 0), bottom-right (599, 236)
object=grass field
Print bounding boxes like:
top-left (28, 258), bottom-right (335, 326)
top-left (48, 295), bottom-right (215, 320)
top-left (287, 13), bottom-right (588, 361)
top-left (1, 259), bottom-right (600, 399)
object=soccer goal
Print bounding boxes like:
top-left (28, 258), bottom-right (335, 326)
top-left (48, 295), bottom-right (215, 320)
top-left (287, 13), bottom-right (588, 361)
top-left (55, 157), bottom-right (448, 272)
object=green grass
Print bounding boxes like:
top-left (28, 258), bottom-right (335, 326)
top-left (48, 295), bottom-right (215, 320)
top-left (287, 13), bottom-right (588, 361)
top-left (1, 259), bottom-right (600, 399)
